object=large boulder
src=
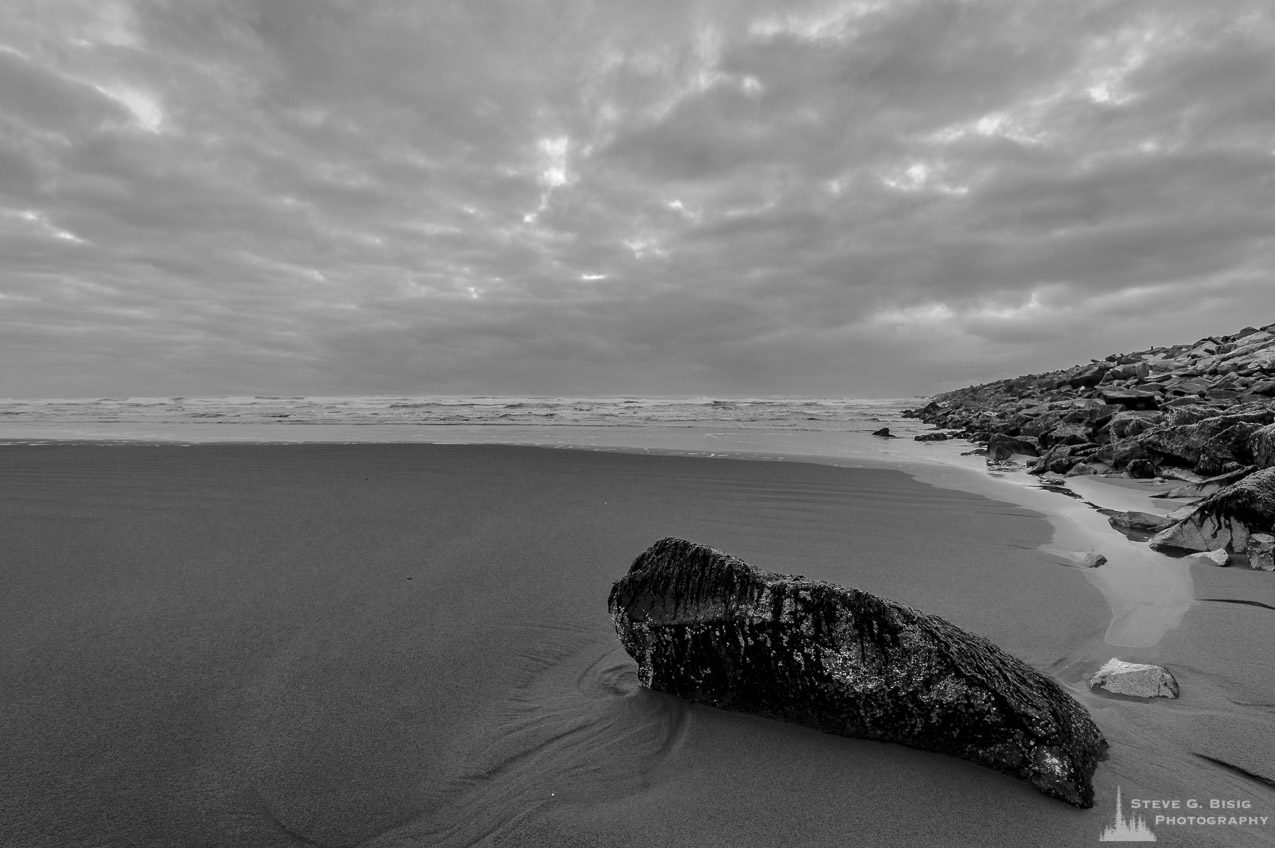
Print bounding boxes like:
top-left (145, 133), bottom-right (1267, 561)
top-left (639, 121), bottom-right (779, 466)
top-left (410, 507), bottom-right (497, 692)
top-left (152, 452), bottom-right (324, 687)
top-left (987, 433), bottom-right (1040, 461)
top-left (1149, 467), bottom-right (1275, 553)
top-left (1018, 411), bottom-right (1066, 438)
top-left (1249, 423), bottom-right (1275, 468)
top-left (1107, 511), bottom-right (1174, 535)
top-left (1162, 404), bottom-right (1219, 427)
top-left (1247, 533), bottom-right (1275, 571)
top-left (1108, 361), bottom-right (1150, 381)
top-left (1068, 363), bottom-right (1109, 388)
top-left (1031, 443), bottom-right (1095, 475)
top-left (1126, 458), bottom-right (1158, 478)
top-left (609, 538), bottom-right (1109, 807)
top-left (1103, 410), bottom-right (1163, 441)
top-left (1039, 422), bottom-right (1092, 449)
top-left (1100, 389), bottom-right (1161, 410)
top-left (1161, 375), bottom-right (1211, 396)
top-left (1062, 401), bottom-right (1119, 428)
top-left (1151, 466), bottom-right (1253, 500)
top-left (1137, 409), bottom-right (1274, 475)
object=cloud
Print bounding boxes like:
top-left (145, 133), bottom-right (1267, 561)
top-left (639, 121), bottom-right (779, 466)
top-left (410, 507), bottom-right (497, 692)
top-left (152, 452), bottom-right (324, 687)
top-left (2, 0), bottom-right (1275, 398)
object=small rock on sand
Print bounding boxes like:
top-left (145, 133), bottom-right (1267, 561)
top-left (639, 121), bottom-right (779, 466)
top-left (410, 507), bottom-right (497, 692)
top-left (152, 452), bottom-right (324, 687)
top-left (1107, 510), bottom-right (1174, 534)
top-left (1063, 551), bottom-right (1107, 568)
top-left (1193, 548), bottom-right (1230, 566)
top-left (1089, 659), bottom-right (1179, 699)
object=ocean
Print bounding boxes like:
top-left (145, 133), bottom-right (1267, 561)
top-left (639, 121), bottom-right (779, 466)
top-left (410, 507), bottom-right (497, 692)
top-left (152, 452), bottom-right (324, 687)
top-left (0, 395), bottom-right (927, 445)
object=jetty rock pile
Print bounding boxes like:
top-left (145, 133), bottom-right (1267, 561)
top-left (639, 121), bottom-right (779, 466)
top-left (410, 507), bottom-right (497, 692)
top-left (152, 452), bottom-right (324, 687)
top-left (906, 324), bottom-right (1275, 563)
top-left (609, 538), bottom-right (1109, 807)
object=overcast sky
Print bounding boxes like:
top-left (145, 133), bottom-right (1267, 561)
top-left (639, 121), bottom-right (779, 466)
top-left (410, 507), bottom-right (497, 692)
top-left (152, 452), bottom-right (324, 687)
top-left (3, 0), bottom-right (1274, 398)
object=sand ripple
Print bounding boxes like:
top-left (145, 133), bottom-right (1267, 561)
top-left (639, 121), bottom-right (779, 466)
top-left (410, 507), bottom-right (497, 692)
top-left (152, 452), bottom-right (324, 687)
top-left (361, 637), bottom-right (687, 847)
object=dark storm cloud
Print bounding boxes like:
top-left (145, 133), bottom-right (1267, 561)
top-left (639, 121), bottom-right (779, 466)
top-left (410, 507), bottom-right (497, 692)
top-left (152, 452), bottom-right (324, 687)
top-left (3, 0), bottom-right (1275, 397)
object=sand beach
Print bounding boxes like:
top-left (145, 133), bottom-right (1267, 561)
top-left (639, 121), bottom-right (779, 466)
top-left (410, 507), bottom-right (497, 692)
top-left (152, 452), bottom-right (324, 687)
top-left (1, 441), bottom-right (1270, 847)
top-left (8, 0), bottom-right (1275, 842)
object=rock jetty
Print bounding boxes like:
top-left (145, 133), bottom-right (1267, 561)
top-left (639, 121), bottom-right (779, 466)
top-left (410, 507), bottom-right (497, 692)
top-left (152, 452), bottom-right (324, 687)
top-left (906, 324), bottom-right (1275, 565)
top-left (608, 538), bottom-right (1108, 807)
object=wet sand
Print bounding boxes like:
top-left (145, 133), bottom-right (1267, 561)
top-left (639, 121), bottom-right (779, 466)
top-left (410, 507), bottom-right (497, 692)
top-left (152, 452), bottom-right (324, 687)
top-left (0, 443), bottom-right (1271, 846)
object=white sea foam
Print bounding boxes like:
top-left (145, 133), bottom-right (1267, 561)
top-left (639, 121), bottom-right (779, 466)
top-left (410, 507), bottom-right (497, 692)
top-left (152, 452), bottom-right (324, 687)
top-left (0, 396), bottom-right (923, 442)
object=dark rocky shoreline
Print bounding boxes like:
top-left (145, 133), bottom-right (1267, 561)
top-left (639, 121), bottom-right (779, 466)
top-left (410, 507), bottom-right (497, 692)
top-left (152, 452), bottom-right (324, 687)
top-left (905, 324), bottom-right (1275, 569)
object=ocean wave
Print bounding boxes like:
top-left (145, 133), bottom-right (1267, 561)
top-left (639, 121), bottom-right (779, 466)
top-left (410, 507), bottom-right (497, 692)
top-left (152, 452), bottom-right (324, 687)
top-left (0, 395), bottom-right (919, 439)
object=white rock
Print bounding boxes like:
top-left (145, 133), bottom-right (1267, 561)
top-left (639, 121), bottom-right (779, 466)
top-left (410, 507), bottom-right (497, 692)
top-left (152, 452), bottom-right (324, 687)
top-left (1193, 548), bottom-right (1230, 566)
top-left (1062, 551), bottom-right (1107, 568)
top-left (1089, 659), bottom-right (1179, 699)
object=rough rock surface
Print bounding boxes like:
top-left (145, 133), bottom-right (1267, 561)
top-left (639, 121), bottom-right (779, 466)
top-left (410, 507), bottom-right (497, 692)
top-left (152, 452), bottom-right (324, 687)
top-left (1107, 511), bottom-right (1174, 535)
top-left (1151, 467), bottom-right (1252, 500)
top-left (905, 324), bottom-right (1275, 565)
top-left (987, 433), bottom-right (1040, 462)
top-left (1150, 467), bottom-right (1275, 556)
top-left (906, 325), bottom-right (1275, 478)
top-left (1089, 659), bottom-right (1179, 699)
top-left (1060, 551), bottom-right (1107, 568)
top-left (609, 538), bottom-right (1109, 807)
top-left (1248, 533), bottom-right (1275, 571)
top-left (1194, 549), bottom-right (1231, 566)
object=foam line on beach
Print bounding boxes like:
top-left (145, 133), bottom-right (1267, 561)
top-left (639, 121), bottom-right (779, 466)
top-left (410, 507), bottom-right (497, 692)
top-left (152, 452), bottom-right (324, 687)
top-left (898, 459), bottom-right (1197, 650)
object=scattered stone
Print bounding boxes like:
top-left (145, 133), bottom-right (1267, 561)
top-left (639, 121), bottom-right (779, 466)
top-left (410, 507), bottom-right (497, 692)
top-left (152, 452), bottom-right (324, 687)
top-left (914, 432), bottom-right (949, 441)
top-left (871, 427), bottom-right (898, 438)
top-left (1089, 659), bottom-right (1179, 699)
top-left (1247, 533), bottom-right (1275, 571)
top-left (1107, 511), bottom-right (1174, 534)
top-left (609, 538), bottom-right (1109, 807)
top-left (1062, 551), bottom-right (1108, 568)
top-left (1193, 549), bottom-right (1230, 566)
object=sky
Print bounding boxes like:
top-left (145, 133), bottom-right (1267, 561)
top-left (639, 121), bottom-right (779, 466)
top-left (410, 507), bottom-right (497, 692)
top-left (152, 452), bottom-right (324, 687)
top-left (3, 0), bottom-right (1275, 398)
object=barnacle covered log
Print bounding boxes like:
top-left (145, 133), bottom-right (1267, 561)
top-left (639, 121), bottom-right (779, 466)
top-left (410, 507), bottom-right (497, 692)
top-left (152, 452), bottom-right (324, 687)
top-left (608, 538), bottom-right (1108, 807)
